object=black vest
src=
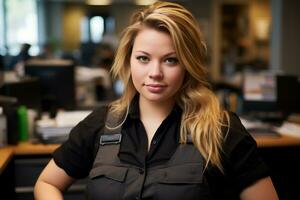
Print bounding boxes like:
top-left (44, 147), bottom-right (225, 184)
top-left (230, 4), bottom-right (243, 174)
top-left (86, 111), bottom-right (212, 200)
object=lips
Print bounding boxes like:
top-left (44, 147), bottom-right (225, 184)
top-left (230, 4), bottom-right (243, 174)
top-left (144, 83), bottom-right (167, 93)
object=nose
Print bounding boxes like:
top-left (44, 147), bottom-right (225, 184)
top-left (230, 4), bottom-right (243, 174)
top-left (149, 62), bottom-right (163, 79)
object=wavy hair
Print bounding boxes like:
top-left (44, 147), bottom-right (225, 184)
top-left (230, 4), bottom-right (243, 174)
top-left (110, 1), bottom-right (229, 172)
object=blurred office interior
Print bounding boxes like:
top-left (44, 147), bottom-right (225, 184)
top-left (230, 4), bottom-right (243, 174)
top-left (0, 0), bottom-right (299, 111)
top-left (0, 0), bottom-right (300, 199)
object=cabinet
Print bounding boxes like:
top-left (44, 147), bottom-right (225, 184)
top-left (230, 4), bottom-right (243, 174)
top-left (14, 155), bottom-right (87, 200)
top-left (0, 157), bottom-right (15, 199)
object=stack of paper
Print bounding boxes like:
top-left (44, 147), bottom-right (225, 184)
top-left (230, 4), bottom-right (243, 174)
top-left (276, 122), bottom-right (300, 138)
top-left (36, 110), bottom-right (92, 143)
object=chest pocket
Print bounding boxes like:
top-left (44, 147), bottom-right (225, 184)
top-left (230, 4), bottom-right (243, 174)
top-left (87, 165), bottom-right (128, 200)
top-left (154, 163), bottom-right (211, 200)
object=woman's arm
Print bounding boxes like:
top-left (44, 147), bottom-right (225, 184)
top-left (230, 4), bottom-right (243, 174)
top-left (34, 159), bottom-right (75, 200)
top-left (240, 176), bottom-right (279, 200)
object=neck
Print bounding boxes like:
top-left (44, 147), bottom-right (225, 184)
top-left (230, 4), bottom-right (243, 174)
top-left (138, 97), bottom-right (176, 150)
top-left (139, 97), bottom-right (175, 122)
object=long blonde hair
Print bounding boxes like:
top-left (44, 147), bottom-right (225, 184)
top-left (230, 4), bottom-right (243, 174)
top-left (110, 1), bottom-right (228, 172)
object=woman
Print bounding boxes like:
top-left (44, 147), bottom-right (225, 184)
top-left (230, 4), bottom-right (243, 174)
top-left (34, 2), bottom-right (278, 199)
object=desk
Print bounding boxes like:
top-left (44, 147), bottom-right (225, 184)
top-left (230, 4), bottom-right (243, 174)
top-left (0, 142), bottom-right (58, 174)
top-left (255, 135), bottom-right (300, 147)
top-left (1, 135), bottom-right (300, 174)
top-left (13, 142), bottom-right (59, 155)
top-left (0, 142), bottom-right (84, 200)
top-left (0, 146), bottom-right (14, 174)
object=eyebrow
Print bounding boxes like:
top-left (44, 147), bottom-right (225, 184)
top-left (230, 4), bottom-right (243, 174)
top-left (135, 50), bottom-right (177, 57)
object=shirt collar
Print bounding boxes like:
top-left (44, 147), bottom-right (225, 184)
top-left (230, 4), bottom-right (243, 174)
top-left (128, 94), bottom-right (140, 119)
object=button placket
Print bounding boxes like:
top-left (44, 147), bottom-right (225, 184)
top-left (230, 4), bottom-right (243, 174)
top-left (136, 166), bottom-right (147, 199)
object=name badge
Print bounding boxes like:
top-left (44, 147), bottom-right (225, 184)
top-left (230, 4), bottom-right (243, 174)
top-left (100, 134), bottom-right (122, 145)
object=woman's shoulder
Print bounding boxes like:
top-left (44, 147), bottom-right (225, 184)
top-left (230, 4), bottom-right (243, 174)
top-left (70, 105), bottom-right (110, 142)
top-left (222, 111), bottom-right (256, 157)
top-left (52, 105), bottom-right (109, 179)
top-left (81, 105), bottom-right (109, 127)
top-left (207, 111), bottom-right (269, 198)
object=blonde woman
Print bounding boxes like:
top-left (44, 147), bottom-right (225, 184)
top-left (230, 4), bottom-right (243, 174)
top-left (34, 1), bottom-right (278, 199)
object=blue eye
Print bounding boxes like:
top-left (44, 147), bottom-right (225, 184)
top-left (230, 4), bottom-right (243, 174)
top-left (136, 56), bottom-right (149, 63)
top-left (165, 57), bottom-right (179, 65)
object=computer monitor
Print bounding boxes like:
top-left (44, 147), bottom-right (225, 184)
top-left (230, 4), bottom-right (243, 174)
top-left (243, 71), bottom-right (300, 120)
top-left (242, 71), bottom-right (277, 112)
top-left (25, 59), bottom-right (76, 114)
top-left (0, 77), bottom-right (42, 110)
top-left (277, 75), bottom-right (300, 115)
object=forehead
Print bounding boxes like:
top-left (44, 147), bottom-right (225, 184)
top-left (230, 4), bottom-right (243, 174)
top-left (132, 27), bottom-right (175, 53)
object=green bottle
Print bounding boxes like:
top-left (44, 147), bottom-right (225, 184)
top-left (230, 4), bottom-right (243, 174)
top-left (18, 105), bottom-right (29, 141)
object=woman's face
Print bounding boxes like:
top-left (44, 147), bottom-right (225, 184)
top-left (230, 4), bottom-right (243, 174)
top-left (130, 27), bottom-right (185, 104)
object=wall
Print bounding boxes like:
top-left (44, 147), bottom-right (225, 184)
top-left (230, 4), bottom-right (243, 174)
top-left (270, 0), bottom-right (300, 75)
top-left (62, 3), bottom-right (85, 51)
top-left (44, 1), bottom-right (64, 49)
top-left (60, 3), bottom-right (138, 52)
top-left (280, 0), bottom-right (300, 75)
top-left (110, 4), bottom-right (138, 35)
top-left (249, 0), bottom-right (271, 62)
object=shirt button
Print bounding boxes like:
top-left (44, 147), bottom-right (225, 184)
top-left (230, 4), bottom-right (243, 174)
top-left (152, 140), bottom-right (157, 145)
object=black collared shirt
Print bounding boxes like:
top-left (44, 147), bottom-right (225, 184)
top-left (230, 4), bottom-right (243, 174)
top-left (119, 95), bottom-right (182, 168)
top-left (53, 96), bottom-right (269, 199)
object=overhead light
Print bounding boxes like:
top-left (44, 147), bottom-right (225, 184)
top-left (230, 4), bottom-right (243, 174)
top-left (86, 0), bottom-right (112, 5)
top-left (134, 0), bottom-right (157, 6)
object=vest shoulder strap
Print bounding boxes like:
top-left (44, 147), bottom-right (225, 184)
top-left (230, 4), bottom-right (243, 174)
top-left (93, 106), bottom-right (126, 160)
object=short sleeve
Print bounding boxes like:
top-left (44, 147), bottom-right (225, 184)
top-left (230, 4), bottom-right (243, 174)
top-left (223, 112), bottom-right (269, 193)
top-left (53, 106), bottom-right (107, 179)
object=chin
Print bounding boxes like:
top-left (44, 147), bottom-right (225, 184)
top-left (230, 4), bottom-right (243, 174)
top-left (141, 92), bottom-right (173, 103)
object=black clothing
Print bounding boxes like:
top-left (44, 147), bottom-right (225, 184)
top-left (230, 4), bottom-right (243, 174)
top-left (87, 125), bottom-right (210, 200)
top-left (53, 97), bottom-right (269, 199)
